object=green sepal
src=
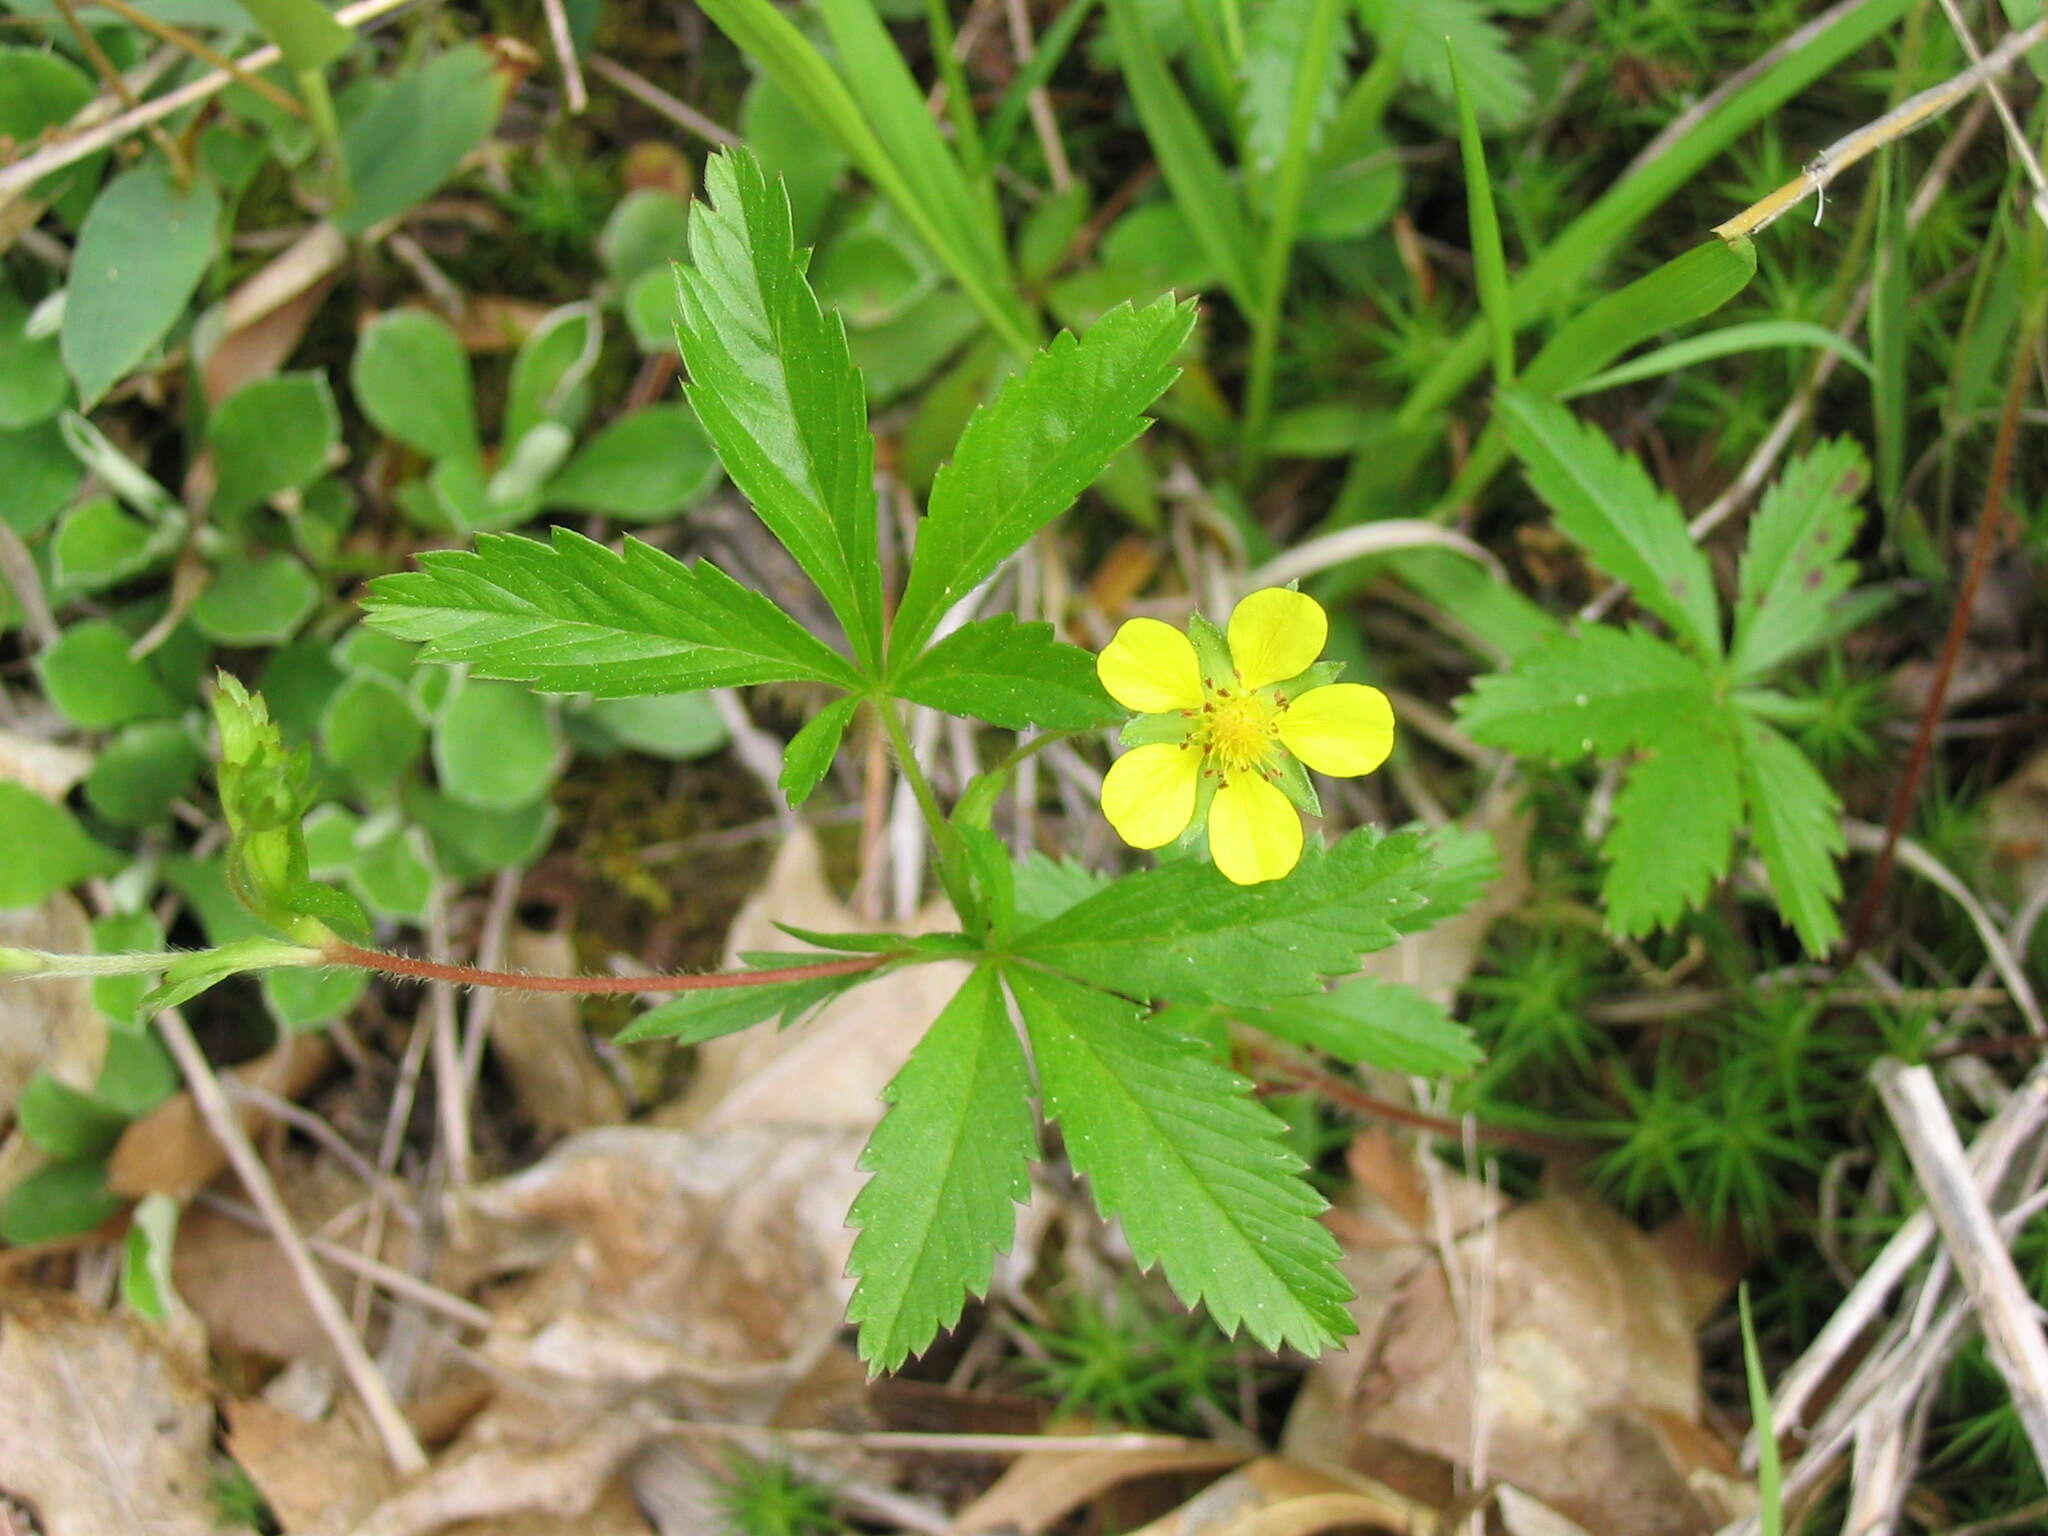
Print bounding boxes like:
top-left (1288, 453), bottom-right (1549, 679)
top-left (1187, 611), bottom-right (1233, 687)
top-left (1267, 752), bottom-right (1321, 818)
top-left (1121, 711), bottom-right (1198, 747)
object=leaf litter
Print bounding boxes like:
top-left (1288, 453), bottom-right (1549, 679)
top-left (0, 814), bottom-right (1756, 1536)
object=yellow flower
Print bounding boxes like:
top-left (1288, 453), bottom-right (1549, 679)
top-left (1095, 588), bottom-right (1395, 885)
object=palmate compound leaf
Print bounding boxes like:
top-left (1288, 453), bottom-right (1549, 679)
top-left (1008, 967), bottom-right (1354, 1354)
top-left (1737, 714), bottom-right (1845, 957)
top-left (889, 295), bottom-right (1195, 660)
top-left (1495, 389), bottom-right (1722, 662)
top-left (1730, 437), bottom-right (1869, 681)
top-left (361, 526), bottom-right (863, 696)
top-left (892, 615), bottom-right (1118, 730)
top-left (1012, 826), bottom-right (1437, 1008)
top-left (1601, 702), bottom-right (1745, 938)
top-left (845, 966), bottom-right (1036, 1371)
top-left (675, 149), bottom-right (885, 672)
top-left (1456, 624), bottom-right (1714, 762)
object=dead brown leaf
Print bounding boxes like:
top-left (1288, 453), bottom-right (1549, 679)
top-left (954, 1435), bottom-right (1251, 1535)
top-left (0, 1290), bottom-right (248, 1536)
top-left (109, 1033), bottom-right (334, 1199)
top-left (656, 827), bottom-right (966, 1132)
top-left (1124, 1458), bottom-right (1425, 1536)
top-left (1290, 1171), bottom-right (1751, 1536)
top-left (0, 895), bottom-right (102, 1198)
top-left (487, 928), bottom-right (628, 1137)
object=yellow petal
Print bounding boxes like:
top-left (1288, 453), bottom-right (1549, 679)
top-left (1208, 773), bottom-right (1303, 885)
top-left (1100, 742), bottom-right (1201, 849)
top-left (1097, 618), bottom-right (1204, 713)
top-left (1226, 588), bottom-right (1327, 690)
top-left (1277, 683), bottom-right (1395, 777)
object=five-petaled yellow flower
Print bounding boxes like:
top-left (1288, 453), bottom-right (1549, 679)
top-left (1096, 588), bottom-right (1395, 885)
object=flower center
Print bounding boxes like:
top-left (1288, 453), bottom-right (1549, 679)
top-left (1197, 688), bottom-right (1282, 777)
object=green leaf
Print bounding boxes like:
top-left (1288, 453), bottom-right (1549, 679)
top-left (891, 296), bottom-right (1193, 658)
top-left (1356, 0), bottom-right (1529, 128)
top-left (17, 1072), bottom-right (127, 1158)
top-left (846, 966), bottom-right (1035, 1370)
top-left (599, 189), bottom-right (692, 286)
top-left (350, 308), bottom-right (480, 464)
top-left (404, 785), bottom-right (554, 878)
top-left (1249, 976), bottom-right (1480, 1076)
top-left (545, 404), bottom-right (722, 521)
top-left (363, 526), bottom-right (863, 695)
top-left (122, 1194), bottom-right (182, 1324)
top-left (1737, 714), bottom-right (1844, 957)
top-left (615, 956), bottom-right (875, 1044)
top-left (86, 721), bottom-right (204, 827)
top-left (1730, 439), bottom-right (1868, 681)
top-left (233, 0), bottom-right (352, 69)
top-left (675, 150), bottom-right (885, 671)
top-left (781, 694), bottom-right (860, 808)
top-left (0, 1159), bottom-right (120, 1245)
top-left (50, 496), bottom-right (178, 596)
top-left (95, 1029), bottom-right (176, 1115)
top-left (576, 692), bottom-right (730, 761)
top-left (1015, 826), bottom-right (1436, 1006)
top-left (192, 553), bottom-right (321, 644)
top-left (0, 785), bottom-right (121, 907)
top-left (503, 303), bottom-right (598, 445)
top-left (433, 677), bottom-right (557, 810)
top-left (0, 47), bottom-right (100, 214)
top-left (339, 44), bottom-right (504, 234)
top-left (36, 619), bottom-right (185, 728)
top-left (91, 911), bottom-right (166, 1031)
top-left (1105, 0), bottom-right (1260, 314)
top-left (1009, 967), bottom-right (1353, 1352)
top-left (1457, 623), bottom-right (1711, 760)
top-left (0, 418), bottom-right (84, 536)
top-left (1239, 0), bottom-right (1348, 174)
top-left (894, 617), bottom-right (1116, 731)
top-left (0, 283), bottom-right (67, 428)
top-left (1495, 389), bottom-right (1720, 658)
top-left (1013, 853), bottom-right (1111, 929)
top-left (319, 671), bottom-right (425, 794)
top-left (262, 965), bottom-right (368, 1030)
top-left (740, 74), bottom-right (849, 243)
top-left (207, 370), bottom-right (339, 524)
top-left (62, 162), bottom-right (220, 405)
top-left (1602, 706), bottom-right (1744, 937)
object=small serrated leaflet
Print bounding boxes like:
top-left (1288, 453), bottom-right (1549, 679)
top-left (846, 967), bottom-right (1035, 1370)
top-left (1009, 967), bottom-right (1353, 1353)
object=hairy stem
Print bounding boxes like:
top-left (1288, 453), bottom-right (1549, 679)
top-left (323, 941), bottom-right (888, 994)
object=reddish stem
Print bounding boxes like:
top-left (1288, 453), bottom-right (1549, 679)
top-left (1245, 1042), bottom-right (1589, 1156)
top-left (1841, 322), bottom-right (2036, 961)
top-left (323, 941), bottom-right (887, 995)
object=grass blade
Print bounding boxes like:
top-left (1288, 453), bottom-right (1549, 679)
top-left (1561, 319), bottom-right (1874, 397)
top-left (1394, 0), bottom-right (1911, 431)
top-left (1106, 0), bottom-right (1261, 315)
top-left (1448, 43), bottom-right (1514, 389)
